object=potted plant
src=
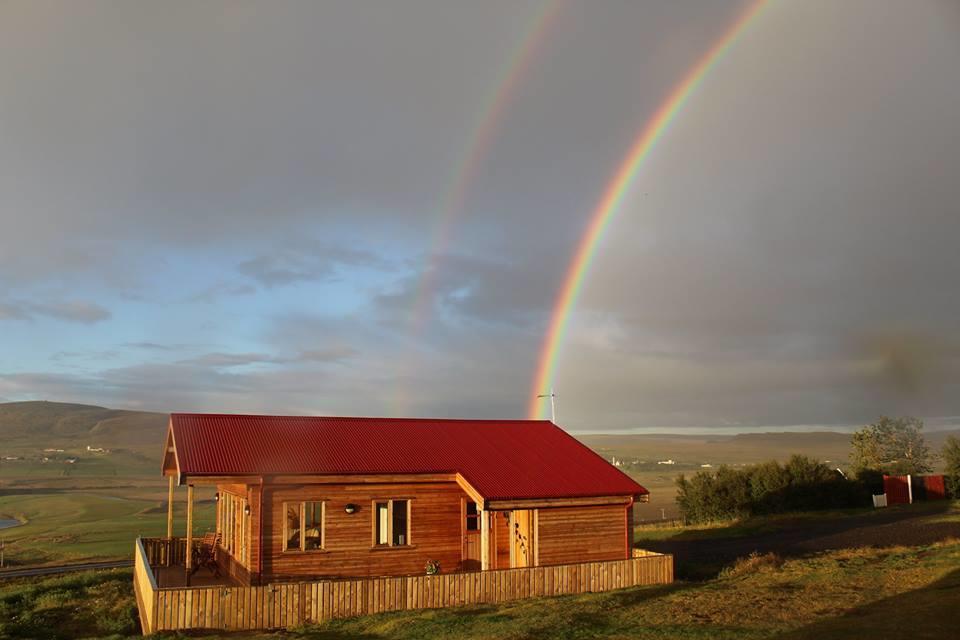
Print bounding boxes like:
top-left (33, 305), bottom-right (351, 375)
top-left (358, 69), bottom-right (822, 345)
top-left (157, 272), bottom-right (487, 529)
top-left (425, 559), bottom-right (440, 575)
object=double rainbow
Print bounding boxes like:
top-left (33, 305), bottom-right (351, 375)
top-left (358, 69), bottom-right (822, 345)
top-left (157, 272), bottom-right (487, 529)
top-left (528, 0), bottom-right (769, 419)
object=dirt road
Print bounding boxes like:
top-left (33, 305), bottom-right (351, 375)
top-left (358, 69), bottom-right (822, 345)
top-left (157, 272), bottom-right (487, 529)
top-left (642, 502), bottom-right (959, 579)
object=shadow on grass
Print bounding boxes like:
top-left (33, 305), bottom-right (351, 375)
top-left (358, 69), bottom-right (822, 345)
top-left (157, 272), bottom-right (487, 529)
top-left (775, 566), bottom-right (960, 640)
top-left (641, 501), bottom-right (956, 580)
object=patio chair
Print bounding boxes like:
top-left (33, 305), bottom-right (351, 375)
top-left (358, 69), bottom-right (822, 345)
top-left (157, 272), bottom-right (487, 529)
top-left (191, 531), bottom-right (222, 577)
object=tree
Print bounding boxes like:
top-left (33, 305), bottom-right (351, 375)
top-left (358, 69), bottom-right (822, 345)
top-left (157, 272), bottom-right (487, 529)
top-left (850, 416), bottom-right (932, 475)
top-left (942, 435), bottom-right (960, 498)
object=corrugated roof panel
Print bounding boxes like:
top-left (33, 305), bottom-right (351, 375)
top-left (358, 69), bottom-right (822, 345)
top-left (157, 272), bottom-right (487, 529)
top-left (169, 414), bottom-right (647, 501)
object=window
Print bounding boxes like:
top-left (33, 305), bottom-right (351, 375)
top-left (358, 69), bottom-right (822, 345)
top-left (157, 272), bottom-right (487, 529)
top-left (219, 491), bottom-right (247, 563)
top-left (372, 499), bottom-right (410, 546)
top-left (375, 502), bottom-right (389, 545)
top-left (304, 501), bottom-right (323, 550)
top-left (283, 501), bottom-right (325, 552)
top-left (465, 502), bottom-right (479, 531)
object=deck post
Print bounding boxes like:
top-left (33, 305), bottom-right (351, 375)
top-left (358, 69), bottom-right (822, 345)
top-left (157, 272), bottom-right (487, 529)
top-left (185, 483), bottom-right (194, 586)
top-left (166, 475), bottom-right (175, 539)
top-left (480, 509), bottom-right (490, 570)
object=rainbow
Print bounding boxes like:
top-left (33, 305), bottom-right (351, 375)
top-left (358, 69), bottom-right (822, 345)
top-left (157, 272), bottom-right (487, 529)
top-left (528, 0), bottom-right (769, 419)
top-left (409, 0), bottom-right (563, 334)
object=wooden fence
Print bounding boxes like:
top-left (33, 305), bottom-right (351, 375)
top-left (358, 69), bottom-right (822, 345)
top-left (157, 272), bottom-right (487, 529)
top-left (134, 538), bottom-right (673, 634)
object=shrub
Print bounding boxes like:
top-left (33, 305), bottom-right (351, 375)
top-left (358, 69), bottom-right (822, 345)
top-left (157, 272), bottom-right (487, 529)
top-left (942, 435), bottom-right (960, 498)
top-left (720, 552), bottom-right (783, 578)
top-left (677, 455), bottom-right (870, 524)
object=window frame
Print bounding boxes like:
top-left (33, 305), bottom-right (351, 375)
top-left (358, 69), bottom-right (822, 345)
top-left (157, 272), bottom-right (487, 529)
top-left (370, 498), bottom-right (412, 547)
top-left (464, 501), bottom-right (480, 532)
top-left (282, 500), bottom-right (326, 553)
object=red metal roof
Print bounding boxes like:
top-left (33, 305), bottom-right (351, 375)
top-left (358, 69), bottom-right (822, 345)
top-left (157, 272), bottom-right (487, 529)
top-left (169, 413), bottom-right (647, 502)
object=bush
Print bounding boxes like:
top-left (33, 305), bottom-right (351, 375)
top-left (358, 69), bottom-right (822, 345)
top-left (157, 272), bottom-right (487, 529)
top-left (719, 552), bottom-right (783, 578)
top-left (676, 455), bottom-right (871, 524)
top-left (942, 435), bottom-right (960, 499)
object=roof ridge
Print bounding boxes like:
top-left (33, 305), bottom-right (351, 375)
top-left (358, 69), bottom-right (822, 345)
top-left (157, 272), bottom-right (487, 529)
top-left (170, 412), bottom-right (554, 424)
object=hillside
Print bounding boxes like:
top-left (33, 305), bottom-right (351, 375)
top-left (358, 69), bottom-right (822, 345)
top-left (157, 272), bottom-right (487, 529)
top-left (580, 432), bottom-right (855, 467)
top-left (0, 401), bottom-right (167, 449)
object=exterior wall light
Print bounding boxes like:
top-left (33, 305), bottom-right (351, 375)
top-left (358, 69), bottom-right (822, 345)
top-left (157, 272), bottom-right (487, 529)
top-left (244, 504), bottom-right (251, 516)
top-left (344, 503), bottom-right (357, 514)
top-left (213, 492), bottom-right (220, 502)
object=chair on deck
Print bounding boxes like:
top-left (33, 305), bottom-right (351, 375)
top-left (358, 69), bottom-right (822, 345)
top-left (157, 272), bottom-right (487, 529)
top-left (191, 531), bottom-right (222, 577)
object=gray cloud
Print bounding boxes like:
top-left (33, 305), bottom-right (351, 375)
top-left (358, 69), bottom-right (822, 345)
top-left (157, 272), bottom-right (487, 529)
top-left (188, 283), bottom-right (258, 303)
top-left (0, 300), bottom-right (111, 324)
top-left (1, 1), bottom-right (959, 430)
top-left (237, 245), bottom-right (386, 288)
top-left (122, 342), bottom-right (185, 351)
top-left (179, 348), bottom-right (357, 368)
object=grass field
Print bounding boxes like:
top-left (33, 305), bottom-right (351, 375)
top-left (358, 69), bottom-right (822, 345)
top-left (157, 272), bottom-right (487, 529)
top-left (2, 508), bottom-right (958, 639)
top-left (0, 490), bottom-right (215, 566)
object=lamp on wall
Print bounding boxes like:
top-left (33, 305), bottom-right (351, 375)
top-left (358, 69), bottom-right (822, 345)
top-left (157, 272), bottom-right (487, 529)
top-left (213, 492), bottom-right (220, 503)
top-left (344, 503), bottom-right (357, 514)
top-left (244, 504), bottom-right (251, 516)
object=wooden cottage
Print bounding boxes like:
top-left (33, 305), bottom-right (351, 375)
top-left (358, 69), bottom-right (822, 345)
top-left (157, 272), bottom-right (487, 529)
top-left (159, 413), bottom-right (649, 586)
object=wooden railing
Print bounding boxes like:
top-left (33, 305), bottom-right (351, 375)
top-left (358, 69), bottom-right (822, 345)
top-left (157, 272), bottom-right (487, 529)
top-left (135, 537), bottom-right (673, 634)
top-left (132, 538), bottom-right (158, 634)
top-left (141, 537), bottom-right (189, 567)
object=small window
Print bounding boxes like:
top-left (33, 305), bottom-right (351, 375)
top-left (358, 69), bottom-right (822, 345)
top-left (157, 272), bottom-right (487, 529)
top-left (304, 501), bottom-right (324, 550)
top-left (372, 499), bottom-right (411, 546)
top-left (284, 501), bottom-right (325, 552)
top-left (375, 502), bottom-right (389, 545)
top-left (465, 502), bottom-right (479, 531)
top-left (392, 500), bottom-right (408, 546)
top-left (284, 503), bottom-right (301, 551)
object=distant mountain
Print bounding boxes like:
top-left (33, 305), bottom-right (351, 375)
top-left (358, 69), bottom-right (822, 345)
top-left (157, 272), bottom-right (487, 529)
top-left (581, 427), bottom-right (960, 469)
top-left (0, 400), bottom-right (167, 449)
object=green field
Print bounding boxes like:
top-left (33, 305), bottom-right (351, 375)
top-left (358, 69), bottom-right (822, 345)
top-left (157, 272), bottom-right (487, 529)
top-left (0, 490), bottom-right (214, 566)
top-left (0, 403), bottom-right (209, 566)
top-left (2, 508), bottom-right (958, 639)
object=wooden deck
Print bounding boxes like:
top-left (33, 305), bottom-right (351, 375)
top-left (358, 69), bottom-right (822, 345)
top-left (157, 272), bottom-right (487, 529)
top-left (153, 565), bottom-right (241, 588)
top-left (134, 537), bottom-right (673, 635)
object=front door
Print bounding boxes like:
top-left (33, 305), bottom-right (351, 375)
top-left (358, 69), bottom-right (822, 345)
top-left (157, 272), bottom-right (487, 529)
top-left (510, 509), bottom-right (535, 568)
top-left (461, 500), bottom-right (481, 570)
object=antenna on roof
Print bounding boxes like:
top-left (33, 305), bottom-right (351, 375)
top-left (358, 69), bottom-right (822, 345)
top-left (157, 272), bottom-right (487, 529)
top-left (536, 387), bottom-right (557, 423)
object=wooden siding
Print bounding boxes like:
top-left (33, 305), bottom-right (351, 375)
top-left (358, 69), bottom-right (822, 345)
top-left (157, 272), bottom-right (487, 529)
top-left (262, 481), bottom-right (469, 580)
top-left (536, 504), bottom-right (628, 565)
top-left (135, 537), bottom-right (673, 634)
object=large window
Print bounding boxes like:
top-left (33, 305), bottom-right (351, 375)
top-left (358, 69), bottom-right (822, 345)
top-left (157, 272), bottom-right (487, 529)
top-left (218, 491), bottom-right (247, 563)
top-left (373, 499), bottom-right (410, 546)
top-left (283, 501), bottom-right (325, 552)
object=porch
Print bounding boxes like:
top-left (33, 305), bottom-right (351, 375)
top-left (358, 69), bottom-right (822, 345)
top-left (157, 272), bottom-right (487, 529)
top-left (139, 537), bottom-right (240, 588)
top-left (134, 536), bottom-right (674, 634)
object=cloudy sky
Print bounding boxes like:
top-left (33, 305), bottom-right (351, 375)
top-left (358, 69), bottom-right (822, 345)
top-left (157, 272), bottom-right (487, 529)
top-left (1, 0), bottom-right (958, 432)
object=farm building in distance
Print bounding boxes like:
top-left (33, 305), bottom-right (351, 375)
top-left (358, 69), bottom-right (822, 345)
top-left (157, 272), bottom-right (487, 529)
top-left (156, 413), bottom-right (649, 585)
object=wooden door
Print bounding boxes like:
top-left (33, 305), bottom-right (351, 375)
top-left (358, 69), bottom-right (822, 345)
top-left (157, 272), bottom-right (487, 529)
top-left (510, 509), bottom-right (535, 568)
top-left (461, 500), bottom-right (481, 570)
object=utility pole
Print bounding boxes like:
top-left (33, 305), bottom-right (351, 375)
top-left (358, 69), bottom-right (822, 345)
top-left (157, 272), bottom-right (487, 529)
top-left (536, 388), bottom-right (557, 423)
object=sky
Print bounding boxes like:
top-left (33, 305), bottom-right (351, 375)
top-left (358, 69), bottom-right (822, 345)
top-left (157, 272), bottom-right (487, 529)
top-left (1, 0), bottom-right (959, 432)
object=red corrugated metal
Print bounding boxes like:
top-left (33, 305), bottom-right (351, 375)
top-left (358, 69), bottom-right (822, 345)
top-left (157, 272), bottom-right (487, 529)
top-left (169, 414), bottom-right (648, 501)
top-left (883, 475), bottom-right (911, 504)
top-left (921, 474), bottom-right (947, 500)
